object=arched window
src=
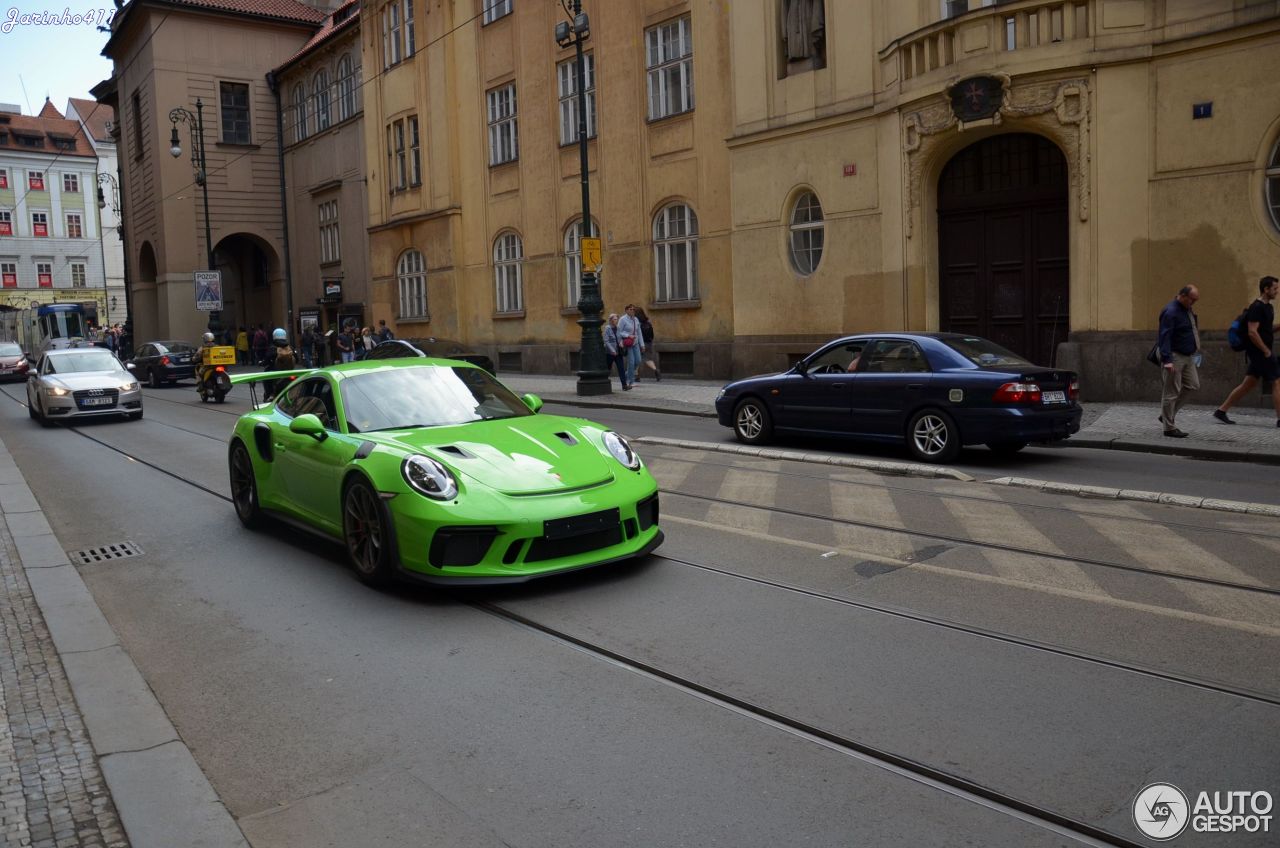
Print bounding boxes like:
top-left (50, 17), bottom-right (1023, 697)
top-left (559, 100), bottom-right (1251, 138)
top-left (494, 232), bottom-right (524, 313)
top-left (313, 69), bottom-right (331, 132)
top-left (563, 217), bottom-right (599, 307)
top-left (397, 250), bottom-right (427, 318)
top-left (653, 203), bottom-right (698, 302)
top-left (337, 54), bottom-right (357, 121)
top-left (789, 190), bottom-right (824, 275)
top-left (292, 84), bottom-right (308, 142)
top-left (1268, 137), bottom-right (1280, 233)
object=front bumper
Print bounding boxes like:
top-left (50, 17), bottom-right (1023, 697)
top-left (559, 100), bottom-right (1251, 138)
top-left (41, 387), bottom-right (143, 419)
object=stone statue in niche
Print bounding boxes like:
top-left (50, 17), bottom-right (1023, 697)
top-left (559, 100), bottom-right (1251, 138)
top-left (780, 0), bottom-right (826, 67)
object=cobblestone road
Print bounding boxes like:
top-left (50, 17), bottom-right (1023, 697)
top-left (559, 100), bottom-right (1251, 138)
top-left (0, 518), bottom-right (128, 848)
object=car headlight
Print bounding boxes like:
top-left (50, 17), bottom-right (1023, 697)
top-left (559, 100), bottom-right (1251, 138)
top-left (121, 381), bottom-right (139, 392)
top-left (401, 454), bottom-right (458, 500)
top-left (45, 386), bottom-right (70, 397)
top-left (602, 431), bottom-right (641, 470)
top-left (715, 388), bottom-right (726, 402)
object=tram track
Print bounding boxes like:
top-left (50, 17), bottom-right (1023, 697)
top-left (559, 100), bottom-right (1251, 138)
top-left (6, 391), bottom-right (1275, 846)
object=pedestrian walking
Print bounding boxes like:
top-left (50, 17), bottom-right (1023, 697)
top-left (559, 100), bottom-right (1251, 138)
top-left (633, 307), bottom-right (661, 382)
top-left (377, 319), bottom-right (394, 343)
top-left (235, 326), bottom-right (249, 365)
top-left (617, 303), bottom-right (644, 388)
top-left (1214, 275), bottom-right (1280, 426)
top-left (604, 313), bottom-right (629, 389)
top-left (104, 326), bottom-right (118, 357)
top-left (1157, 284), bottom-right (1201, 438)
top-left (252, 324), bottom-right (270, 366)
top-left (359, 326), bottom-right (376, 359)
top-left (336, 324), bottom-right (354, 363)
top-left (300, 325), bottom-right (315, 369)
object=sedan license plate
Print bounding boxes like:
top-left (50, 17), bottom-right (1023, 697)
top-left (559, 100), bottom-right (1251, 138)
top-left (81, 396), bottom-right (114, 407)
top-left (544, 508), bottom-right (621, 540)
top-left (1042, 390), bottom-right (1066, 404)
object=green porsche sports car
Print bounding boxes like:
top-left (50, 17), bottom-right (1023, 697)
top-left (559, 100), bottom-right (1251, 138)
top-left (228, 359), bottom-right (663, 586)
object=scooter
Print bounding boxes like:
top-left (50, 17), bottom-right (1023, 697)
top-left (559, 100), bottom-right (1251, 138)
top-left (196, 363), bottom-right (231, 403)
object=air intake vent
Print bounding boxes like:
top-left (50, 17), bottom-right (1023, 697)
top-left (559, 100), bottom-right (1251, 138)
top-left (438, 445), bottom-right (474, 458)
top-left (554, 432), bottom-right (577, 446)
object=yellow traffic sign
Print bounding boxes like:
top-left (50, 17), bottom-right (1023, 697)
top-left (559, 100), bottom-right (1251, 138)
top-left (581, 237), bottom-right (602, 272)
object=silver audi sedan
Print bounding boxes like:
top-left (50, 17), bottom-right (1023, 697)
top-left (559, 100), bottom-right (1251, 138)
top-left (27, 348), bottom-right (143, 426)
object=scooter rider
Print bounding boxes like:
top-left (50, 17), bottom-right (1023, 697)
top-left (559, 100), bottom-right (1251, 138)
top-left (264, 328), bottom-right (296, 401)
top-left (194, 331), bottom-right (231, 403)
top-left (192, 331), bottom-right (217, 371)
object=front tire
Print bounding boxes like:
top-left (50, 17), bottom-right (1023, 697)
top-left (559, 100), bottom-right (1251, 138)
top-left (34, 398), bottom-right (54, 429)
top-left (342, 477), bottom-right (396, 586)
top-left (229, 442), bottom-right (264, 529)
top-left (987, 441), bottom-right (1027, 456)
top-left (733, 397), bottom-right (774, 445)
top-left (907, 409), bottom-right (961, 463)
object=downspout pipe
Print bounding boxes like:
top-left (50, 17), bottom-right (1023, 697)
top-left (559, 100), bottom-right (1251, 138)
top-left (266, 70), bottom-right (295, 341)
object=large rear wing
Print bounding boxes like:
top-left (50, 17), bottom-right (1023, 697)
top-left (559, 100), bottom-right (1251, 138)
top-left (229, 368), bottom-right (313, 408)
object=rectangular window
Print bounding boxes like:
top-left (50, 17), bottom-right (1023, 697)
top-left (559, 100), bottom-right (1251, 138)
top-left (62, 173), bottom-right (80, 193)
top-left (486, 83), bottom-right (518, 165)
top-left (0, 169), bottom-right (7, 189)
top-left (390, 120), bottom-right (407, 189)
top-left (943, 0), bottom-right (968, 17)
top-left (404, 0), bottom-right (415, 57)
top-left (646, 17), bottom-right (694, 120)
top-left (319, 200), bottom-right (340, 263)
top-left (558, 54), bottom-right (597, 145)
top-left (70, 263), bottom-right (86, 287)
top-left (482, 0), bottom-right (511, 24)
top-left (219, 81), bottom-right (252, 144)
top-left (408, 116), bottom-right (421, 185)
top-left (387, 3), bottom-right (403, 66)
top-left (0, 211), bottom-right (11, 237)
top-left (28, 171), bottom-right (45, 191)
top-left (66, 213), bottom-right (82, 239)
top-left (31, 212), bottom-right (48, 238)
top-left (36, 262), bottom-right (52, 287)
top-left (131, 90), bottom-right (144, 159)
top-left (0, 261), bottom-right (15, 288)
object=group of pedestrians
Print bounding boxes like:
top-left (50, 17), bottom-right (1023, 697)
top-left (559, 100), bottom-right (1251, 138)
top-left (603, 304), bottom-right (660, 390)
top-left (1156, 275), bottom-right (1280, 437)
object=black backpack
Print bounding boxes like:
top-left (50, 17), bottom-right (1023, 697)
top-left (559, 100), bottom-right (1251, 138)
top-left (1227, 304), bottom-right (1253, 352)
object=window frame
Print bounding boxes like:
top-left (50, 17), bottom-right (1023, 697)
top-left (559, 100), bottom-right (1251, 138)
top-left (388, 119), bottom-right (408, 190)
top-left (65, 212), bottom-right (83, 239)
top-left (652, 203), bottom-right (699, 303)
top-left (557, 53), bottom-right (597, 146)
top-left (28, 171), bottom-right (45, 191)
top-left (563, 217), bottom-right (598, 307)
top-left (0, 261), bottom-right (16, 288)
top-left (386, 2), bottom-right (403, 67)
top-left (1267, 137), bottom-right (1280, 235)
top-left (292, 84), bottom-right (309, 142)
top-left (408, 116), bottom-right (422, 186)
top-left (397, 249), bottom-right (428, 319)
top-left (0, 211), bottom-right (11, 237)
top-left (31, 212), bottom-right (49, 238)
top-left (36, 261), bottom-right (53, 288)
top-left (482, 0), bottom-right (512, 25)
top-left (62, 173), bottom-right (80, 193)
top-left (70, 262), bottom-right (86, 288)
top-left (0, 169), bottom-right (7, 189)
top-left (788, 190), bottom-right (825, 276)
top-left (313, 69), bottom-right (331, 132)
top-left (403, 0), bottom-right (415, 57)
top-left (493, 231), bottom-right (524, 314)
top-left (486, 83), bottom-right (519, 166)
top-left (319, 199), bottom-right (340, 264)
top-left (337, 54), bottom-right (358, 121)
top-left (219, 81), bottom-right (252, 145)
top-left (646, 16), bottom-right (694, 121)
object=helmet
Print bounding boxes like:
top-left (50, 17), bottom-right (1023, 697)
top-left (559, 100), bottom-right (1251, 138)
top-left (272, 328), bottom-right (287, 343)
top-left (202, 332), bottom-right (215, 344)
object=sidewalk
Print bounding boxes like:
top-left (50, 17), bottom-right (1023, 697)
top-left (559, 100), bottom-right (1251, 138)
top-left (499, 373), bottom-right (1280, 464)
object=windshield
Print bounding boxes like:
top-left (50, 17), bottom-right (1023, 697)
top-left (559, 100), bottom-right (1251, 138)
top-left (942, 337), bottom-right (1034, 368)
top-left (0, 344), bottom-right (22, 357)
top-left (47, 352), bottom-right (124, 374)
top-left (340, 365), bottom-right (531, 432)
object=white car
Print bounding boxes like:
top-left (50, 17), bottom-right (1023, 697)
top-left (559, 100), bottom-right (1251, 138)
top-left (27, 348), bottom-right (143, 426)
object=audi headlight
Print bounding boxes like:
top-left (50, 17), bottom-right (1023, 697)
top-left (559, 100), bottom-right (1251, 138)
top-left (602, 431), bottom-right (641, 470)
top-left (401, 454), bottom-right (458, 500)
top-left (45, 386), bottom-right (70, 397)
top-left (121, 381), bottom-right (139, 392)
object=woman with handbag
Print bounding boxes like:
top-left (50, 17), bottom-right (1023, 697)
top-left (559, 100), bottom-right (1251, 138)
top-left (617, 304), bottom-right (644, 388)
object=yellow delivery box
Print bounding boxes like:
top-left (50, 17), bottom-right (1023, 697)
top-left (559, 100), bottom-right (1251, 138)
top-left (207, 346), bottom-right (236, 365)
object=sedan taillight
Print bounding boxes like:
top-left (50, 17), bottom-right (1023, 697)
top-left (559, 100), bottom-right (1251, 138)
top-left (993, 382), bottom-right (1042, 404)
top-left (160, 355), bottom-right (171, 366)
top-left (1068, 379), bottom-right (1080, 401)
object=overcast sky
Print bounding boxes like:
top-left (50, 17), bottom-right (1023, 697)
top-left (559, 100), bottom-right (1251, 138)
top-left (0, 6), bottom-right (115, 115)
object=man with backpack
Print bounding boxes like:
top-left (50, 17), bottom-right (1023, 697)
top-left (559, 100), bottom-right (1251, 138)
top-left (1214, 275), bottom-right (1280, 426)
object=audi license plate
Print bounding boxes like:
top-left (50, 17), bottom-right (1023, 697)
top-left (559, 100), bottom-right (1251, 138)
top-left (81, 397), bottom-right (114, 407)
top-left (1042, 390), bottom-right (1066, 404)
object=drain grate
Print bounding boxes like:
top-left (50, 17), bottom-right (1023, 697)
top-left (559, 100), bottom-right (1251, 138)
top-left (68, 541), bottom-right (144, 565)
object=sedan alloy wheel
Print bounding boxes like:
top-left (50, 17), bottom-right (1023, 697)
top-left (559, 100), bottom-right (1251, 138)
top-left (907, 409), bottom-right (960, 463)
top-left (733, 398), bottom-right (773, 445)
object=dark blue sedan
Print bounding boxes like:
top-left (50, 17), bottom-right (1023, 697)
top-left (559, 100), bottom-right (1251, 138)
top-left (714, 334), bottom-right (1082, 463)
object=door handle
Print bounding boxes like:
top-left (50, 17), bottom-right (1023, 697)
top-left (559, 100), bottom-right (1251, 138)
top-left (831, 383), bottom-right (845, 389)
top-left (274, 442), bottom-right (287, 452)
top-left (906, 384), bottom-right (924, 390)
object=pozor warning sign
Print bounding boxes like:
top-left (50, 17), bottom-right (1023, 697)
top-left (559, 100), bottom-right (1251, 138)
top-left (194, 270), bottom-right (223, 311)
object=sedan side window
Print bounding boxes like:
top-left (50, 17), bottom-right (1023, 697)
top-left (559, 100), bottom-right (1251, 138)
top-left (862, 340), bottom-right (930, 373)
top-left (807, 341), bottom-right (867, 375)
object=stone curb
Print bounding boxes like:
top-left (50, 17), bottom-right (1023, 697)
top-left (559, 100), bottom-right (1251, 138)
top-left (0, 439), bottom-right (250, 848)
top-left (1069, 435), bottom-right (1280, 465)
top-left (985, 476), bottom-right (1280, 516)
top-left (631, 437), bottom-right (977, 482)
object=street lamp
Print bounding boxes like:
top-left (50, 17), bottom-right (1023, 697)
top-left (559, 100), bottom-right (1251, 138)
top-left (556, 2), bottom-right (610, 396)
top-left (169, 99), bottom-right (220, 334)
top-left (96, 172), bottom-right (120, 330)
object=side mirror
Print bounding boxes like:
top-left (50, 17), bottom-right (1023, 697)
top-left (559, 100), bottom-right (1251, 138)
top-left (125, 362), bottom-right (135, 370)
top-left (792, 361), bottom-right (809, 376)
top-left (522, 393), bottom-right (543, 413)
top-left (289, 413), bottom-right (328, 441)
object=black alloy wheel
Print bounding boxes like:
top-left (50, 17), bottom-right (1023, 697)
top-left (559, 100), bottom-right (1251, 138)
top-left (229, 442), bottom-right (264, 528)
top-left (906, 409), bottom-right (961, 463)
top-left (987, 441), bottom-right (1028, 456)
top-left (342, 477), bottom-right (396, 586)
top-left (732, 397), bottom-right (773, 445)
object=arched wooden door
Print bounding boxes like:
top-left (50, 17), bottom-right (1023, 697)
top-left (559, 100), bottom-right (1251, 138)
top-left (938, 134), bottom-right (1069, 365)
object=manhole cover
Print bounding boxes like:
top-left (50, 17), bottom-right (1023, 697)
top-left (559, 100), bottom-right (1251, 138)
top-left (68, 541), bottom-right (144, 565)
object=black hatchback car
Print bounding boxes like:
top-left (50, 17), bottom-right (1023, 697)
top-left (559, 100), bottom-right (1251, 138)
top-left (128, 340), bottom-right (198, 387)
top-left (364, 337), bottom-right (495, 374)
top-left (715, 333), bottom-right (1081, 463)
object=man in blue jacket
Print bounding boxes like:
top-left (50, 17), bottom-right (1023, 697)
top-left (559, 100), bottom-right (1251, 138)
top-left (1157, 285), bottom-right (1201, 438)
